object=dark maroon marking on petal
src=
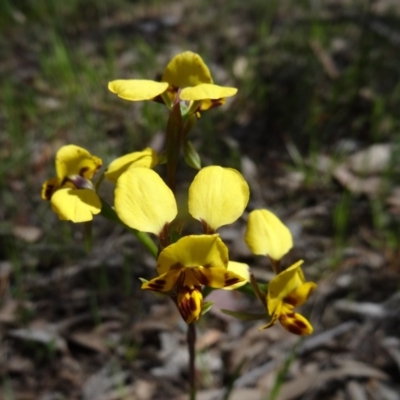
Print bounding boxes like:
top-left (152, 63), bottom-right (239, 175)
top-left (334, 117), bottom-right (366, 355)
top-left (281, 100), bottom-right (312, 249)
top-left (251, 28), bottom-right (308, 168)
top-left (224, 277), bottom-right (240, 286)
top-left (284, 295), bottom-right (297, 306)
top-left (293, 319), bottom-right (308, 329)
top-left (44, 185), bottom-right (55, 200)
top-left (200, 274), bottom-right (209, 285)
top-left (279, 314), bottom-right (309, 335)
top-left (203, 263), bottom-right (211, 269)
top-left (79, 166), bottom-right (90, 177)
top-left (285, 324), bottom-right (303, 335)
top-left (223, 272), bottom-right (240, 286)
top-left (179, 300), bottom-right (190, 321)
top-left (154, 279), bottom-right (166, 285)
top-left (194, 270), bottom-right (209, 286)
top-left (152, 94), bottom-right (165, 104)
top-left (201, 220), bottom-right (215, 234)
top-left (286, 312), bottom-right (296, 318)
top-left (147, 283), bottom-right (164, 291)
top-left (189, 297), bottom-right (197, 312)
top-left (169, 262), bottom-right (184, 271)
top-left (198, 98), bottom-right (225, 112)
top-left (158, 223), bottom-right (171, 248)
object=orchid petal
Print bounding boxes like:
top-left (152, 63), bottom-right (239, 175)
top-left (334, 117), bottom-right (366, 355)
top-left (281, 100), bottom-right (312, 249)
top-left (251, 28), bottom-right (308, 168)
top-left (267, 260), bottom-right (304, 315)
top-left (108, 80), bottom-right (168, 101)
top-left (50, 188), bottom-right (101, 223)
top-left (284, 281), bottom-right (317, 308)
top-left (56, 145), bottom-right (102, 180)
top-left (194, 266), bottom-right (245, 289)
top-left (141, 270), bottom-right (180, 292)
top-left (188, 166), bottom-right (249, 231)
top-left (180, 83), bottom-right (237, 101)
top-left (177, 288), bottom-right (203, 324)
top-left (157, 234), bottom-right (229, 275)
top-left (105, 148), bottom-right (159, 183)
top-left (245, 209), bottom-right (293, 260)
top-left (279, 311), bottom-right (313, 335)
top-left (114, 167), bottom-right (177, 235)
top-left (223, 261), bottom-right (250, 290)
top-left (41, 177), bottom-right (61, 200)
top-left (162, 51), bottom-right (213, 88)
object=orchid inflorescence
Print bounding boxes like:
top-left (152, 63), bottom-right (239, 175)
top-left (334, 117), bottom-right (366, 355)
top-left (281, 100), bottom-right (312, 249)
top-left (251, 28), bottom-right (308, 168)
top-left (41, 51), bottom-right (316, 370)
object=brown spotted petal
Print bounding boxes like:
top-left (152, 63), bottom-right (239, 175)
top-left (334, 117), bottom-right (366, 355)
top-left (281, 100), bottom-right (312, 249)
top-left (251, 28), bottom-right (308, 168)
top-left (55, 145), bottom-right (102, 180)
top-left (283, 281), bottom-right (317, 308)
top-left (41, 177), bottom-right (61, 200)
top-left (177, 287), bottom-right (203, 324)
top-left (279, 310), bottom-right (313, 336)
top-left (141, 270), bottom-right (181, 293)
top-left (194, 266), bottom-right (246, 289)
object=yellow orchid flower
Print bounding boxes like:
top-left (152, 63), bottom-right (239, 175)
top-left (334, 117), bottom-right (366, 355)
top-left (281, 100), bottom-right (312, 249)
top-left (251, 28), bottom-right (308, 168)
top-left (41, 145), bottom-right (102, 223)
top-left (104, 147), bottom-right (159, 184)
top-left (260, 261), bottom-right (316, 335)
top-left (142, 235), bottom-right (246, 324)
top-left (245, 209), bottom-right (293, 261)
top-left (114, 166), bottom-right (250, 323)
top-left (108, 51), bottom-right (237, 114)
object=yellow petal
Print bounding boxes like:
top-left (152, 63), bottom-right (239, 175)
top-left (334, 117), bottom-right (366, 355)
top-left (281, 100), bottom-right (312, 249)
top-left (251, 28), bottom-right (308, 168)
top-left (177, 287), bottom-right (203, 324)
top-left (42, 177), bottom-right (61, 200)
top-left (245, 209), bottom-right (293, 260)
top-left (141, 270), bottom-right (181, 292)
top-left (284, 281), bottom-right (317, 308)
top-left (162, 51), bottom-right (213, 88)
top-left (56, 145), bottom-right (102, 180)
top-left (50, 188), bottom-right (101, 223)
top-left (188, 166), bottom-right (249, 231)
top-left (267, 260), bottom-right (305, 315)
top-left (108, 80), bottom-right (168, 101)
top-left (223, 262), bottom-right (250, 290)
top-left (279, 311), bottom-right (313, 335)
top-left (194, 266), bottom-right (246, 289)
top-left (105, 147), bottom-right (159, 183)
top-left (157, 234), bottom-right (229, 275)
top-left (180, 268), bottom-right (203, 288)
top-left (114, 167), bottom-right (177, 235)
top-left (198, 97), bottom-right (226, 111)
top-left (180, 83), bottom-right (237, 101)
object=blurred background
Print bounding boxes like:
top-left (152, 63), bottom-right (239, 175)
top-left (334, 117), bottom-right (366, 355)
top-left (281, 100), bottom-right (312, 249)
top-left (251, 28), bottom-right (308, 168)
top-left (1, 0), bottom-right (400, 399)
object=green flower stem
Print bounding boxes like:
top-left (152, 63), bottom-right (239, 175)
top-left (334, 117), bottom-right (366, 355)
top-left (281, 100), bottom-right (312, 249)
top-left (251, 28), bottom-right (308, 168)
top-left (250, 272), bottom-right (267, 310)
top-left (100, 198), bottom-right (158, 259)
top-left (188, 323), bottom-right (197, 400)
top-left (182, 113), bottom-right (197, 139)
top-left (94, 172), bottom-right (105, 192)
top-left (165, 103), bottom-right (183, 193)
